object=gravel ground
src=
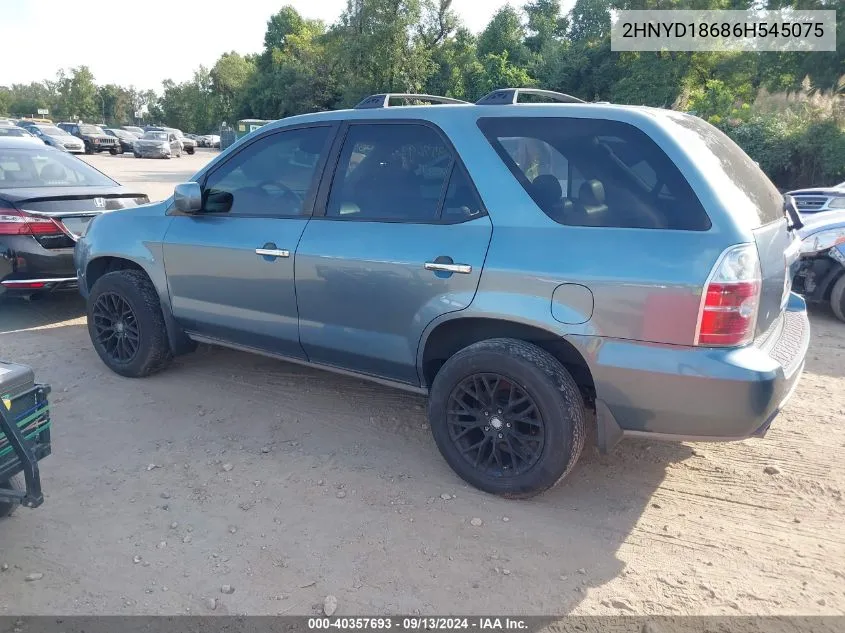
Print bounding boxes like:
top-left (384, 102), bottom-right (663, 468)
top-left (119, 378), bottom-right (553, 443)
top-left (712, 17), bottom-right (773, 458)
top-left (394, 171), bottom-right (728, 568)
top-left (0, 152), bottom-right (842, 617)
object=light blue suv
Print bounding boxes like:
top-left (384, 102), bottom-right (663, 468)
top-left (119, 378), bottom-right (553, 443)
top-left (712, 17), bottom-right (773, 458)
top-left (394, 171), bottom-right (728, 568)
top-left (75, 89), bottom-right (810, 497)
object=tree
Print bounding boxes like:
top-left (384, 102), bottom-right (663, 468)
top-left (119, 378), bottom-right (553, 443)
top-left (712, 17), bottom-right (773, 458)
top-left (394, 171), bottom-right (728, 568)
top-left (211, 52), bottom-right (256, 123)
top-left (568, 0), bottom-right (611, 42)
top-left (477, 6), bottom-right (529, 68)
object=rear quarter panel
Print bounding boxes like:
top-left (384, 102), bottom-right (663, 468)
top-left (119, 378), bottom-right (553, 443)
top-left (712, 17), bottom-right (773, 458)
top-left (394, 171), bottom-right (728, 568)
top-left (426, 107), bottom-right (741, 347)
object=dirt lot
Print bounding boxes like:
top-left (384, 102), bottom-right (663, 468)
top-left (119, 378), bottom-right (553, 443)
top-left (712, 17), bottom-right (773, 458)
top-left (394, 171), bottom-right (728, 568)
top-left (0, 152), bottom-right (843, 617)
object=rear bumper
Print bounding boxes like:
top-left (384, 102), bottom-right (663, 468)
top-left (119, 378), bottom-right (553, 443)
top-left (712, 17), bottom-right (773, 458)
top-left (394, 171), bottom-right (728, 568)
top-left (593, 293), bottom-right (810, 444)
top-left (1, 238), bottom-right (77, 296)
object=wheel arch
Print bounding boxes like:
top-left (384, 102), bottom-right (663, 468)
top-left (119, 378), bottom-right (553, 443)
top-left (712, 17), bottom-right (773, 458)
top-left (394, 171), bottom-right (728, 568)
top-left (85, 256), bottom-right (194, 355)
top-left (419, 316), bottom-right (596, 403)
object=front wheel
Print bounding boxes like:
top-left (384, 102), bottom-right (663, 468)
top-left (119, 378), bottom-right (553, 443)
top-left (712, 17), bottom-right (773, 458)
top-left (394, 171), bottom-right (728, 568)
top-left (830, 273), bottom-right (845, 322)
top-left (428, 338), bottom-right (586, 498)
top-left (84, 143), bottom-right (93, 155)
top-left (87, 270), bottom-right (173, 377)
top-left (133, 151), bottom-right (141, 158)
top-left (109, 147), bottom-right (118, 155)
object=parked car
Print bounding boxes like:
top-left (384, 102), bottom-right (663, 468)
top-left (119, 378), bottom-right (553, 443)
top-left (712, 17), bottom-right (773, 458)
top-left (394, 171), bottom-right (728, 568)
top-left (0, 138), bottom-right (149, 299)
top-left (75, 88), bottom-right (810, 498)
top-left (195, 135), bottom-right (210, 148)
top-left (57, 122), bottom-right (120, 155)
top-left (121, 125), bottom-right (145, 137)
top-left (206, 134), bottom-right (221, 148)
top-left (132, 130), bottom-right (182, 158)
top-left (0, 127), bottom-right (40, 143)
top-left (25, 124), bottom-right (85, 153)
top-left (787, 181), bottom-right (845, 214)
top-left (103, 128), bottom-right (137, 154)
top-left (791, 209), bottom-right (845, 322)
top-left (146, 126), bottom-right (196, 155)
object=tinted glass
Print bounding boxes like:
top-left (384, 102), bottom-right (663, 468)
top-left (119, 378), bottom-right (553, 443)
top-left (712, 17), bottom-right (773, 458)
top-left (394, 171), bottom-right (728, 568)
top-left (0, 147), bottom-right (115, 188)
top-left (79, 125), bottom-right (104, 135)
top-left (478, 117), bottom-right (711, 230)
top-left (441, 164), bottom-right (485, 223)
top-left (326, 124), bottom-right (452, 222)
top-left (0, 127), bottom-right (30, 137)
top-left (660, 112), bottom-right (783, 226)
top-left (202, 126), bottom-right (330, 216)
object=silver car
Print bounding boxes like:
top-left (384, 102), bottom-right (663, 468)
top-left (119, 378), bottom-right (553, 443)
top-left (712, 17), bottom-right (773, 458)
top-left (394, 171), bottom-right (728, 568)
top-left (133, 130), bottom-right (182, 159)
top-left (27, 124), bottom-right (86, 153)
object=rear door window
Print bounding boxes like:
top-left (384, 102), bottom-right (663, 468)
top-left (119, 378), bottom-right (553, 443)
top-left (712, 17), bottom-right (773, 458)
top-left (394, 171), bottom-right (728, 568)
top-left (478, 117), bottom-right (711, 231)
top-left (325, 123), bottom-right (454, 223)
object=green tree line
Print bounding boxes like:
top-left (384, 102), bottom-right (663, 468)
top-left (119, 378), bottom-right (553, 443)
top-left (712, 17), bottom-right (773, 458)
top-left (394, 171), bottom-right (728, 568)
top-left (1, 0), bottom-right (843, 187)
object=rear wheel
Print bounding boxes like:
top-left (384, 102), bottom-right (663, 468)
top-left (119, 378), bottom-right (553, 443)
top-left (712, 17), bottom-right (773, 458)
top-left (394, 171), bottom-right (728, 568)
top-left (87, 270), bottom-right (172, 377)
top-left (0, 475), bottom-right (24, 518)
top-left (428, 338), bottom-right (586, 498)
top-left (830, 274), bottom-right (845, 322)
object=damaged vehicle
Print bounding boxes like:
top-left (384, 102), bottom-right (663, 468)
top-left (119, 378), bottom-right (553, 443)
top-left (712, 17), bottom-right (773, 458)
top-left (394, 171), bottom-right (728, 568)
top-left (792, 209), bottom-right (845, 322)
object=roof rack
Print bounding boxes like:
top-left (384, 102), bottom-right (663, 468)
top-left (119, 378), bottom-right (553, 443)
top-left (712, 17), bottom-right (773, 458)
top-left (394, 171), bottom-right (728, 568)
top-left (476, 88), bottom-right (585, 106)
top-left (354, 93), bottom-right (470, 109)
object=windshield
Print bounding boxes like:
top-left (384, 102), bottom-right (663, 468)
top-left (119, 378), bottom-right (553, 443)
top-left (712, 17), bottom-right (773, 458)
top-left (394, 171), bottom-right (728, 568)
top-left (0, 128), bottom-right (31, 137)
top-left (37, 126), bottom-right (69, 136)
top-left (143, 132), bottom-right (168, 141)
top-left (79, 125), bottom-right (105, 135)
top-left (0, 147), bottom-right (116, 188)
top-left (107, 129), bottom-right (131, 139)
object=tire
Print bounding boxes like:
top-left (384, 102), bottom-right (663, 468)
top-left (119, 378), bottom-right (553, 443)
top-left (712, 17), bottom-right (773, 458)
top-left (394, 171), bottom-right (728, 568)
top-left (0, 474), bottom-right (24, 518)
top-left (133, 152), bottom-right (141, 158)
top-left (186, 147), bottom-right (194, 155)
top-left (84, 142), bottom-right (93, 155)
top-left (87, 270), bottom-right (173, 378)
top-left (830, 273), bottom-right (845, 322)
top-left (109, 147), bottom-right (118, 155)
top-left (428, 338), bottom-right (586, 498)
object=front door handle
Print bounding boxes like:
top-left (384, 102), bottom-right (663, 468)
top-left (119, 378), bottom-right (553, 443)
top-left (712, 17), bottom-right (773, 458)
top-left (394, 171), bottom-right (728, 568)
top-left (424, 261), bottom-right (472, 274)
top-left (255, 244), bottom-right (290, 258)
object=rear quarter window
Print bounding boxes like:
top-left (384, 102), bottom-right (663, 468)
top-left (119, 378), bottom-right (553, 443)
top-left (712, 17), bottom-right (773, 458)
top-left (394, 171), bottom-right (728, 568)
top-left (660, 112), bottom-right (783, 226)
top-left (477, 117), bottom-right (711, 231)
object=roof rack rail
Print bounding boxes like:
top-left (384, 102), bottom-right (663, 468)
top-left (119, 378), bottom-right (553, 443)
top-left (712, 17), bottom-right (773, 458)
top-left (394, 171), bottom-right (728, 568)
top-left (354, 93), bottom-right (470, 109)
top-left (476, 88), bottom-right (585, 105)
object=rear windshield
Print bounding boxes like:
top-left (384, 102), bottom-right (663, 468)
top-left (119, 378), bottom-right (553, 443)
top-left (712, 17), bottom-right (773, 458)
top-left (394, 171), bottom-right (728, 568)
top-left (660, 112), bottom-right (783, 226)
top-left (0, 148), bottom-right (115, 188)
top-left (478, 117), bottom-right (710, 230)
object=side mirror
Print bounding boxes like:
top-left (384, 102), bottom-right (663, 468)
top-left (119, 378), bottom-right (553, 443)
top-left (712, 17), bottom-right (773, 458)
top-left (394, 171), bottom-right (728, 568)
top-left (173, 182), bottom-right (202, 213)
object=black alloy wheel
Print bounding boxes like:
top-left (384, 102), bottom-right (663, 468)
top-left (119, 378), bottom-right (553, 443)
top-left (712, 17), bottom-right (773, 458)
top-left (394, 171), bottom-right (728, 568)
top-left (446, 373), bottom-right (545, 477)
top-left (91, 291), bottom-right (140, 363)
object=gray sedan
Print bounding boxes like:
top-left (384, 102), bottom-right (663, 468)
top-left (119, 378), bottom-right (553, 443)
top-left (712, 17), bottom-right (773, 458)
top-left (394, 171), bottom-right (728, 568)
top-left (132, 130), bottom-right (182, 159)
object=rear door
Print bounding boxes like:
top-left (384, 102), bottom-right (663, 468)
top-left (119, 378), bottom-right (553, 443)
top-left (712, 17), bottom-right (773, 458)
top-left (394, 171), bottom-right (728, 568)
top-left (162, 123), bottom-right (335, 358)
top-left (295, 121), bottom-right (492, 385)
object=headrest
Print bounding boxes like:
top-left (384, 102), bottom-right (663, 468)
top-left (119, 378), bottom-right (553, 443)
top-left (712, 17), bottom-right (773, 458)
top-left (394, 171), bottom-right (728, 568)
top-left (579, 179), bottom-right (605, 206)
top-left (532, 174), bottom-right (562, 207)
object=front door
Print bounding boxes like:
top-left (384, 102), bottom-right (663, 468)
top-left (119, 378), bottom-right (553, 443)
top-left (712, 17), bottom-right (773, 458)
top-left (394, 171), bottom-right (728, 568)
top-left (295, 122), bottom-right (492, 385)
top-left (162, 124), bottom-right (335, 358)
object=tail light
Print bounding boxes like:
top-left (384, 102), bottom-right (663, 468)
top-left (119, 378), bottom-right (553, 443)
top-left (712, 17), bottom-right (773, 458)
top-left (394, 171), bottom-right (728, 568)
top-left (695, 244), bottom-right (762, 347)
top-left (0, 207), bottom-right (63, 236)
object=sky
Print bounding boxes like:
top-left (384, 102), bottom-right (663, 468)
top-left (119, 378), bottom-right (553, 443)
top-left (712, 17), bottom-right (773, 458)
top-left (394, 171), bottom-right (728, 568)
top-left (1, 0), bottom-right (526, 91)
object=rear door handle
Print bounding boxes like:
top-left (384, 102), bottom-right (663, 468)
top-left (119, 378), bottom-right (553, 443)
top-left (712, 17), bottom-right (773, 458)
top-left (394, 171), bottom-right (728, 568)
top-left (424, 261), bottom-right (472, 274)
top-left (255, 248), bottom-right (290, 258)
